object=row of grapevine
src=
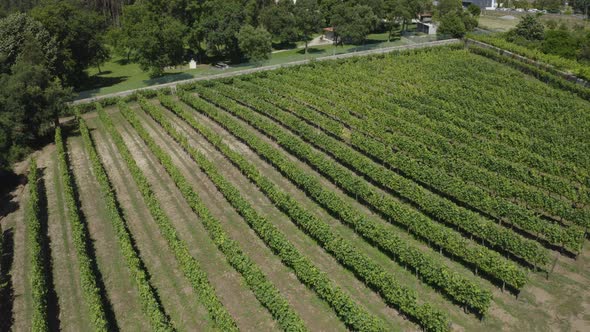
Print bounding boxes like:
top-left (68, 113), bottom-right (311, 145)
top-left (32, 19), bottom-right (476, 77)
top-left (178, 88), bottom-right (528, 292)
top-left (54, 127), bottom-right (111, 331)
top-left (26, 159), bottom-right (49, 331)
top-left (233, 79), bottom-right (587, 250)
top-left (110, 102), bottom-right (308, 332)
top-left (261, 70), bottom-right (589, 210)
top-left (162, 93), bottom-right (493, 316)
top-left (265, 56), bottom-right (589, 191)
top-left (365, 49), bottom-right (590, 169)
top-left (141, 94), bottom-right (452, 331)
top-left (135, 96), bottom-right (399, 331)
top-left (261, 68), bottom-right (589, 211)
top-left (467, 46), bottom-right (590, 116)
top-left (202, 82), bottom-right (550, 269)
top-left (96, 105), bottom-right (240, 331)
top-left (78, 116), bottom-right (174, 331)
top-left (466, 34), bottom-right (590, 81)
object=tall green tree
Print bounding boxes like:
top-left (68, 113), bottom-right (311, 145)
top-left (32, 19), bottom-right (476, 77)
top-left (0, 37), bottom-right (71, 171)
top-left (31, 0), bottom-right (109, 86)
top-left (295, 0), bottom-right (322, 53)
top-left (330, 2), bottom-right (377, 45)
top-left (260, 0), bottom-right (299, 45)
top-left (118, 2), bottom-right (186, 77)
top-left (0, 12), bottom-right (56, 73)
top-left (237, 24), bottom-right (272, 63)
top-left (511, 14), bottom-right (545, 41)
top-left (198, 0), bottom-right (245, 61)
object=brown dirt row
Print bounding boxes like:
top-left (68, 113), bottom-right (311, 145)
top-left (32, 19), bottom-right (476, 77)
top-left (149, 99), bottom-right (419, 330)
top-left (109, 111), bottom-right (279, 331)
top-left (137, 101), bottom-right (349, 331)
top-left (88, 117), bottom-right (213, 331)
top-left (67, 136), bottom-right (148, 330)
top-left (173, 94), bottom-right (590, 331)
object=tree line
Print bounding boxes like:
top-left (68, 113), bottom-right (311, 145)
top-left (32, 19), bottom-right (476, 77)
top-left (0, 0), bottom-right (479, 174)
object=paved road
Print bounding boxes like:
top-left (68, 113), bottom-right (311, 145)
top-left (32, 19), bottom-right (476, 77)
top-left (73, 39), bottom-right (460, 105)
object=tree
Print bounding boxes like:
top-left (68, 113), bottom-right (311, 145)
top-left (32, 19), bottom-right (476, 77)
top-left (438, 12), bottom-right (467, 37)
top-left (542, 28), bottom-right (579, 59)
top-left (0, 12), bottom-right (56, 73)
top-left (118, 3), bottom-right (186, 77)
top-left (31, 0), bottom-right (109, 86)
top-left (512, 14), bottom-right (545, 41)
top-left (237, 24), bottom-right (272, 63)
top-left (437, 0), bottom-right (462, 16)
top-left (198, 0), bottom-right (246, 61)
top-left (467, 3), bottom-right (481, 16)
top-left (330, 3), bottom-right (377, 45)
top-left (295, 0), bottom-right (322, 54)
top-left (0, 37), bottom-right (71, 172)
top-left (260, 0), bottom-right (298, 45)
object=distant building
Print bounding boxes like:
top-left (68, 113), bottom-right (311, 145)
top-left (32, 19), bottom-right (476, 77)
top-left (462, 0), bottom-right (497, 9)
top-left (323, 27), bottom-right (335, 41)
top-left (416, 13), bottom-right (437, 35)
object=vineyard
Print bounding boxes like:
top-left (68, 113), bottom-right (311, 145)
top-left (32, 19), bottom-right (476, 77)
top-left (1, 45), bottom-right (590, 331)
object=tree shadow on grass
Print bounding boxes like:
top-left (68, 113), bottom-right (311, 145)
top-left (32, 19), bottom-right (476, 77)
top-left (77, 75), bottom-right (130, 97)
top-left (296, 47), bottom-right (327, 55)
top-left (142, 72), bottom-right (194, 86)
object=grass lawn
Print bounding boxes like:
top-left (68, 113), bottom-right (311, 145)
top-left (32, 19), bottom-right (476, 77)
top-left (76, 31), bottom-right (441, 100)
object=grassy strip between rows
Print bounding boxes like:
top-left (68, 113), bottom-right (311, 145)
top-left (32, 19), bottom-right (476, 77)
top-left (96, 104), bottom-right (240, 331)
top-left (137, 97), bottom-right (402, 331)
top-left (181, 86), bottom-right (529, 291)
top-left (26, 159), bottom-right (49, 331)
top-left (108, 102), bottom-right (307, 332)
top-left (140, 94), bottom-right (451, 332)
top-left (232, 79), bottom-right (586, 252)
top-left (55, 127), bottom-right (110, 331)
top-left (254, 72), bottom-right (590, 226)
top-left (159, 93), bottom-right (493, 317)
top-left (467, 44), bottom-right (590, 102)
top-left (78, 117), bottom-right (174, 331)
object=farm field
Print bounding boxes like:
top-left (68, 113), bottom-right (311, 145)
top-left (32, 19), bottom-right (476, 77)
top-left (1, 45), bottom-right (590, 332)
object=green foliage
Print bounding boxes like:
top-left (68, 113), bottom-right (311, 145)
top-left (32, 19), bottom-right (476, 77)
top-left (294, 0), bottom-right (322, 52)
top-left (185, 81), bottom-right (531, 291)
top-left (31, 0), bottom-right (109, 86)
top-left (168, 90), bottom-right (493, 317)
top-left (438, 12), bottom-right (467, 37)
top-left (0, 36), bottom-right (71, 172)
top-left (330, 2), bottom-right (377, 44)
top-left (0, 12), bottom-right (56, 72)
top-left (259, 70), bottom-right (586, 251)
top-left (117, 3), bottom-right (186, 77)
top-left (469, 34), bottom-right (590, 80)
top-left (26, 158), bottom-right (49, 331)
top-left (237, 25), bottom-right (272, 63)
top-left (198, 0), bottom-right (245, 61)
top-left (97, 104), bottom-right (238, 331)
top-left (511, 14), bottom-right (545, 41)
top-left (77, 116), bottom-right (174, 331)
top-left (542, 29), bottom-right (579, 59)
top-left (142, 95), bottom-right (390, 331)
top-left (467, 4), bottom-right (481, 16)
top-left (260, 0), bottom-right (299, 45)
top-left (55, 126), bottom-right (110, 331)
